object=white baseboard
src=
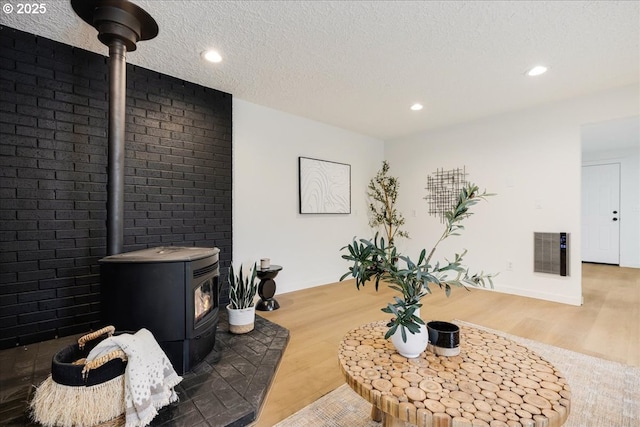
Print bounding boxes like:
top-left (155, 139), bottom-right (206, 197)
top-left (490, 285), bottom-right (582, 306)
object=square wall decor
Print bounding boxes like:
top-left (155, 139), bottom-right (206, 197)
top-left (299, 157), bottom-right (351, 214)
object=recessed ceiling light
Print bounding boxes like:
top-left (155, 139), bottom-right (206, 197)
top-left (410, 103), bottom-right (423, 111)
top-left (526, 65), bottom-right (548, 76)
top-left (201, 50), bottom-right (222, 63)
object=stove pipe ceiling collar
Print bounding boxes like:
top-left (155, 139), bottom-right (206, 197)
top-left (70, 0), bottom-right (158, 256)
top-left (71, 0), bottom-right (158, 51)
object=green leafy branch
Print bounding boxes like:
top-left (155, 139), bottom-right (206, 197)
top-left (425, 184), bottom-right (494, 265)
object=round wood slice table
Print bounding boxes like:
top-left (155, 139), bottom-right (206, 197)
top-left (338, 321), bottom-right (571, 427)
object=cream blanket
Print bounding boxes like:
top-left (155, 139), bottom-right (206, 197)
top-left (86, 328), bottom-right (182, 427)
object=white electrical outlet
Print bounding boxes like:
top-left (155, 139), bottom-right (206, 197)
top-left (506, 261), bottom-right (513, 271)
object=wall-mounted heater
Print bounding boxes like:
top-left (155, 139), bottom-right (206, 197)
top-left (534, 232), bottom-right (569, 276)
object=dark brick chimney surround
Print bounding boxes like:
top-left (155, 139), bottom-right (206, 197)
top-left (0, 26), bottom-right (233, 349)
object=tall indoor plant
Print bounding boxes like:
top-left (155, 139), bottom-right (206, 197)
top-left (227, 262), bottom-right (258, 334)
top-left (367, 161), bottom-right (409, 253)
top-left (340, 183), bottom-right (495, 348)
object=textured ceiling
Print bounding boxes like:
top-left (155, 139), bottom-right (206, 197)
top-left (1, 1), bottom-right (638, 140)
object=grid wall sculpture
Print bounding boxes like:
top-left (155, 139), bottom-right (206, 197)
top-left (424, 166), bottom-right (468, 223)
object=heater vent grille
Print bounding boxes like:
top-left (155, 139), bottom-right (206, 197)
top-left (534, 232), bottom-right (569, 276)
top-left (194, 262), bottom-right (218, 278)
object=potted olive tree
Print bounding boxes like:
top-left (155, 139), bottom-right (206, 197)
top-left (227, 262), bottom-right (258, 334)
top-left (340, 183), bottom-right (495, 357)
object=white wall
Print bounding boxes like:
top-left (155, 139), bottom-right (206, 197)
top-left (385, 84), bottom-right (639, 306)
top-left (232, 85), bottom-right (638, 304)
top-left (582, 145), bottom-right (640, 268)
top-left (233, 99), bottom-right (384, 294)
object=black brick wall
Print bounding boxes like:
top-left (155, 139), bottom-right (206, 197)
top-left (0, 27), bottom-right (233, 349)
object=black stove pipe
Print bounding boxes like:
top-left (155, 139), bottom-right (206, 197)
top-left (71, 0), bottom-right (158, 255)
top-left (107, 39), bottom-right (126, 255)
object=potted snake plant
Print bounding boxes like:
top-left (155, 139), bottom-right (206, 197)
top-left (340, 183), bottom-right (495, 357)
top-left (227, 262), bottom-right (258, 334)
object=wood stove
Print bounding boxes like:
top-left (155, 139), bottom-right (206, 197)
top-left (99, 246), bottom-right (220, 374)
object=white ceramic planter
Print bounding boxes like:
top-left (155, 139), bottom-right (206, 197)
top-left (390, 322), bottom-right (429, 358)
top-left (227, 304), bottom-right (255, 334)
top-left (389, 307), bottom-right (429, 358)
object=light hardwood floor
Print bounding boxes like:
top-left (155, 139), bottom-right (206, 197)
top-left (253, 263), bottom-right (639, 426)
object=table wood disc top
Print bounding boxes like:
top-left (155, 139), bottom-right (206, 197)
top-left (338, 321), bottom-right (571, 427)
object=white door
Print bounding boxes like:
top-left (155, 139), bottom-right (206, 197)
top-left (581, 163), bottom-right (620, 264)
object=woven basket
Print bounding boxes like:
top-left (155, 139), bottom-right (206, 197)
top-left (30, 326), bottom-right (128, 427)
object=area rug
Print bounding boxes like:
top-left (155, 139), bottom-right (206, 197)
top-left (274, 320), bottom-right (640, 427)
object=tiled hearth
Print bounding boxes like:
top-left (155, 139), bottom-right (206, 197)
top-left (0, 313), bottom-right (289, 427)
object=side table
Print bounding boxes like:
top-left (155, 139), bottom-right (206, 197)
top-left (338, 321), bottom-right (571, 427)
top-left (256, 265), bottom-right (282, 311)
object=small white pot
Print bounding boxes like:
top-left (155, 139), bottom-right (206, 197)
top-left (389, 307), bottom-right (429, 358)
top-left (227, 304), bottom-right (255, 334)
top-left (390, 322), bottom-right (429, 358)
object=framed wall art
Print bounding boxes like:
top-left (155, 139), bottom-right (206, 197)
top-left (299, 157), bottom-right (351, 214)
